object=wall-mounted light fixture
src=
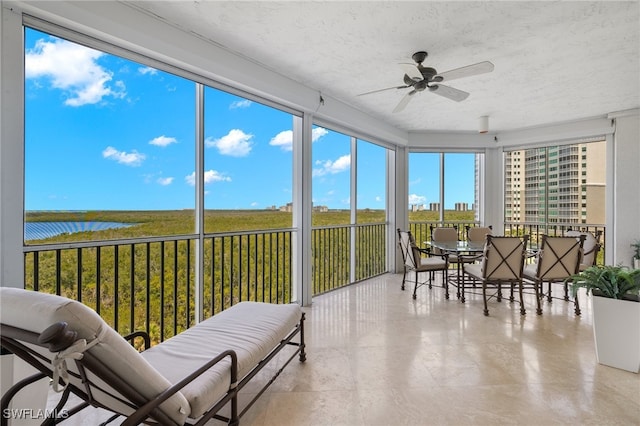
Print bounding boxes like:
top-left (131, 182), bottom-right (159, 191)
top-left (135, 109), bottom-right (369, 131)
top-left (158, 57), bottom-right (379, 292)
top-left (478, 115), bottom-right (489, 133)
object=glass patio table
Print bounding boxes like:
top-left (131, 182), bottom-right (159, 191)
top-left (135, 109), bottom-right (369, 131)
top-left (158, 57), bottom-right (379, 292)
top-left (425, 240), bottom-right (486, 299)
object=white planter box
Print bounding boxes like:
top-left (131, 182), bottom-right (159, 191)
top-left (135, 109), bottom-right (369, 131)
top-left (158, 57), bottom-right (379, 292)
top-left (592, 295), bottom-right (640, 373)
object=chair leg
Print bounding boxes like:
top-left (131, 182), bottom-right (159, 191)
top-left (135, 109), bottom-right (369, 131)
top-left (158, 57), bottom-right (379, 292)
top-left (546, 282), bottom-right (552, 303)
top-left (534, 280), bottom-right (542, 315)
top-left (460, 276), bottom-right (466, 303)
top-left (401, 267), bottom-right (406, 291)
top-left (574, 292), bottom-right (581, 316)
top-left (482, 283), bottom-right (489, 316)
top-left (412, 271), bottom-right (418, 300)
top-left (519, 280), bottom-right (526, 315)
top-left (444, 268), bottom-right (449, 300)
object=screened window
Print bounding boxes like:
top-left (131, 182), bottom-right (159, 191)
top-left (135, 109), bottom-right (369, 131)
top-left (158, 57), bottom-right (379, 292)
top-left (311, 127), bottom-right (350, 226)
top-left (503, 140), bottom-right (606, 225)
top-left (356, 139), bottom-right (386, 224)
top-left (24, 27), bottom-right (195, 243)
top-left (202, 88), bottom-right (295, 232)
top-left (408, 152), bottom-right (478, 226)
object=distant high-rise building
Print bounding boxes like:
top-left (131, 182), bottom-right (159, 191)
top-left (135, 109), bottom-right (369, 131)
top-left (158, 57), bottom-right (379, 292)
top-left (454, 202), bottom-right (469, 211)
top-left (504, 141), bottom-right (605, 225)
top-left (429, 202), bottom-right (440, 211)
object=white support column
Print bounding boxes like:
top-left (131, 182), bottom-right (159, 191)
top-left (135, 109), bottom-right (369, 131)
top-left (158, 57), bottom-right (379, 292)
top-left (439, 153), bottom-right (445, 223)
top-left (482, 146), bottom-right (505, 233)
top-left (292, 114), bottom-right (313, 306)
top-left (392, 146), bottom-right (407, 273)
top-left (194, 83), bottom-right (205, 322)
top-left (609, 111), bottom-right (640, 266)
top-left (0, 3), bottom-right (25, 289)
top-left (1, 8), bottom-right (50, 424)
top-left (350, 136), bottom-right (357, 284)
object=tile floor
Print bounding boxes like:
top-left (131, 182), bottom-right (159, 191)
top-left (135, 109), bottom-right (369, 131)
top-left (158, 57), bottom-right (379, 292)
top-left (47, 272), bottom-right (640, 425)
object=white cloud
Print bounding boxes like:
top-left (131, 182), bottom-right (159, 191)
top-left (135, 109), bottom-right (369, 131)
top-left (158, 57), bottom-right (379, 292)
top-left (375, 196), bottom-right (382, 202)
top-left (230, 99), bottom-right (252, 109)
top-left (102, 146), bottom-right (145, 166)
top-left (206, 129), bottom-right (253, 157)
top-left (313, 154), bottom-right (351, 177)
top-left (25, 38), bottom-right (126, 106)
top-left (270, 130), bottom-right (293, 151)
top-left (157, 177), bottom-right (174, 186)
top-left (251, 202), bottom-right (259, 207)
top-left (312, 127), bottom-right (329, 141)
top-left (138, 66), bottom-right (157, 75)
top-left (269, 126), bottom-right (329, 151)
top-left (185, 170), bottom-right (232, 186)
top-left (408, 194), bottom-right (426, 205)
top-left (149, 135), bottom-right (177, 147)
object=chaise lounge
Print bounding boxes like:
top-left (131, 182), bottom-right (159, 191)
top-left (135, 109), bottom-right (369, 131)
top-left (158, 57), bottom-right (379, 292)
top-left (0, 287), bottom-right (306, 425)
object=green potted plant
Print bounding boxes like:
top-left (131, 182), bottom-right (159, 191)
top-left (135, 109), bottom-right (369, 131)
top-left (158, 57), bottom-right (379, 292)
top-left (570, 265), bottom-right (640, 373)
top-left (631, 240), bottom-right (640, 269)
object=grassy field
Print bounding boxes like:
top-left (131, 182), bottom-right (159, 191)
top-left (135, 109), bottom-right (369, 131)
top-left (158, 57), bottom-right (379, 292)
top-left (25, 209), bottom-right (475, 244)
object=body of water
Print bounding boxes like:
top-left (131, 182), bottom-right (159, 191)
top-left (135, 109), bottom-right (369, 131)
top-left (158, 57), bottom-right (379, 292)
top-left (24, 221), bottom-right (134, 241)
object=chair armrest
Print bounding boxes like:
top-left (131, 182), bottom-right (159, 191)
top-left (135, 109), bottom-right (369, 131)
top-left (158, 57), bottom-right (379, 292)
top-left (123, 331), bottom-right (151, 352)
top-left (458, 253), bottom-right (482, 262)
top-left (415, 246), bottom-right (449, 261)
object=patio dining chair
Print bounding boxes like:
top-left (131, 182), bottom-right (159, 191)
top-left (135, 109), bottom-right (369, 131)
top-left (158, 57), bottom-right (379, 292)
top-left (399, 229), bottom-right (450, 300)
top-left (429, 226), bottom-right (458, 254)
top-left (431, 226), bottom-right (481, 298)
top-left (462, 235), bottom-right (533, 316)
top-left (523, 234), bottom-right (585, 315)
top-left (397, 228), bottom-right (415, 291)
top-left (565, 229), bottom-right (602, 271)
top-left (466, 225), bottom-right (493, 243)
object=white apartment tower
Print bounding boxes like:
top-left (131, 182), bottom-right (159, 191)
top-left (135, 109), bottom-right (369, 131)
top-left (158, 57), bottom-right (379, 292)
top-left (504, 141), bottom-right (605, 225)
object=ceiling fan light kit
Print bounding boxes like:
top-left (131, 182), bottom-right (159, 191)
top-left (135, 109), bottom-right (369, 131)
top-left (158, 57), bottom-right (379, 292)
top-left (358, 50), bottom-right (494, 114)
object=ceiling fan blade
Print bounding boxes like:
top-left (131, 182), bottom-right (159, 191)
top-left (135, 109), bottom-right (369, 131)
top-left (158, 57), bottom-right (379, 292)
top-left (429, 84), bottom-right (470, 102)
top-left (436, 61), bottom-right (494, 82)
top-left (392, 90), bottom-right (417, 113)
top-left (357, 85), bottom-right (408, 96)
top-left (399, 63), bottom-right (423, 81)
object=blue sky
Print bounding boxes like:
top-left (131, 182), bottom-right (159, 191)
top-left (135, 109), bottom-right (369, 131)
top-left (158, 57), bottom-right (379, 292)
top-left (24, 28), bottom-right (474, 211)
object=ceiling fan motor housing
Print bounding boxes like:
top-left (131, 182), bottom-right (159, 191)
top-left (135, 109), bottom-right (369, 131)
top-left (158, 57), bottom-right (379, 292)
top-left (419, 66), bottom-right (438, 82)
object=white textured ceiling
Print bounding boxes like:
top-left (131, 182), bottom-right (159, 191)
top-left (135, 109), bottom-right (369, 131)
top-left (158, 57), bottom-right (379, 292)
top-left (125, 1), bottom-right (639, 133)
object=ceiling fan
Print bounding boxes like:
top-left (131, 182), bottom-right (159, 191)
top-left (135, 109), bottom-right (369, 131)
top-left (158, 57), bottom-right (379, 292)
top-left (358, 51), bottom-right (494, 113)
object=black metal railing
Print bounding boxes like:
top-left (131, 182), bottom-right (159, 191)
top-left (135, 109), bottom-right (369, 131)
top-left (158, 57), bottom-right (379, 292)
top-left (503, 221), bottom-right (606, 263)
top-left (24, 223), bottom-right (388, 344)
top-left (311, 223), bottom-right (387, 294)
top-left (409, 221), bottom-right (480, 245)
top-left (24, 230), bottom-right (295, 345)
top-left (406, 221), bottom-right (606, 266)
